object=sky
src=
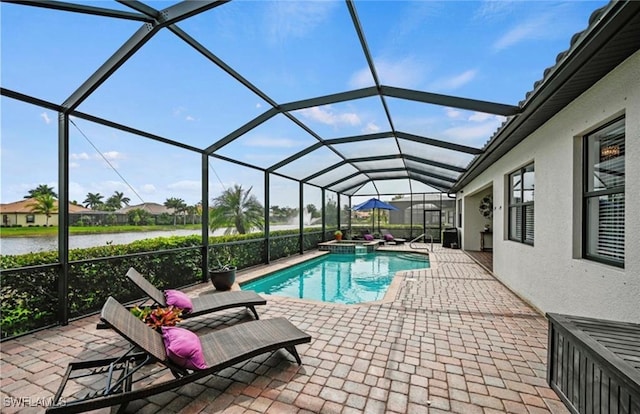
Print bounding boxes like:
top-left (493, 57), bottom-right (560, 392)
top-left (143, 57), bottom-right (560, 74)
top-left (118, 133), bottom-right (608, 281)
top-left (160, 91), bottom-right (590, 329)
top-left (0, 0), bottom-right (607, 209)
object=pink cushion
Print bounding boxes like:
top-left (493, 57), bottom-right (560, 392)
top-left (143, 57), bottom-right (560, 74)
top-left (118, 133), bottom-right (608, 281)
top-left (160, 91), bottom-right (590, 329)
top-left (364, 234), bottom-right (374, 241)
top-left (384, 234), bottom-right (394, 241)
top-left (161, 326), bottom-right (208, 370)
top-left (164, 290), bottom-right (193, 313)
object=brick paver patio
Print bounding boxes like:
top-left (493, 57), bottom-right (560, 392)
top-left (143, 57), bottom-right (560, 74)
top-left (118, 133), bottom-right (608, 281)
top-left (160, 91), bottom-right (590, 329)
top-left (0, 246), bottom-right (568, 413)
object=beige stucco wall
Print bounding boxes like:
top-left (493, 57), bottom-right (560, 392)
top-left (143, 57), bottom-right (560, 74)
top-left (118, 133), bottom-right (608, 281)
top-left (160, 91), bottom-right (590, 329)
top-left (458, 50), bottom-right (640, 323)
top-left (2, 213), bottom-right (58, 227)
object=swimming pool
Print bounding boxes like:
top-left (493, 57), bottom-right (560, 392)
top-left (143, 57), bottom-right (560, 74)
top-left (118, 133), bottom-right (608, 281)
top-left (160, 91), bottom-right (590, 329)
top-left (242, 252), bottom-right (429, 305)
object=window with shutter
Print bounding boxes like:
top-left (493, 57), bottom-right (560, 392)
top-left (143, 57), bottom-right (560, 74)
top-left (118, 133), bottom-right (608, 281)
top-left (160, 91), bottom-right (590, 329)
top-left (584, 118), bottom-right (625, 267)
top-left (508, 163), bottom-right (534, 245)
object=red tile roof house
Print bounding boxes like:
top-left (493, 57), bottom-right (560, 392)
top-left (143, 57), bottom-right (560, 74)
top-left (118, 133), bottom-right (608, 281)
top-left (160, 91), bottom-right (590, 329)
top-left (0, 198), bottom-right (91, 227)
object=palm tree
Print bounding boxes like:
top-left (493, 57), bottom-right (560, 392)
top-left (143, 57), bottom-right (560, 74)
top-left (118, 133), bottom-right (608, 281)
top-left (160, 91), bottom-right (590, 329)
top-left (24, 184), bottom-right (58, 199)
top-left (83, 193), bottom-right (104, 209)
top-left (106, 191), bottom-right (131, 210)
top-left (29, 194), bottom-right (58, 226)
top-left (164, 197), bottom-right (186, 225)
top-left (209, 184), bottom-right (264, 234)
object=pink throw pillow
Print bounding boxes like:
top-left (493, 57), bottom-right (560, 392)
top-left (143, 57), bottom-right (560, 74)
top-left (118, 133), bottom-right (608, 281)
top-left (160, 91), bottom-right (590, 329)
top-left (165, 290), bottom-right (193, 313)
top-left (364, 234), bottom-right (374, 241)
top-left (161, 326), bottom-right (208, 370)
top-left (384, 234), bottom-right (394, 241)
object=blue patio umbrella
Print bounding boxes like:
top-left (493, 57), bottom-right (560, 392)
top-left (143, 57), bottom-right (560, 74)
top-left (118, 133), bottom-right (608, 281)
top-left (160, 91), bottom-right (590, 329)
top-left (352, 198), bottom-right (399, 234)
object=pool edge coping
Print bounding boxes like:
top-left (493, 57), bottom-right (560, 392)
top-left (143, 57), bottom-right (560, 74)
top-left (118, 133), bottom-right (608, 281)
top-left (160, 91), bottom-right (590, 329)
top-left (232, 247), bottom-right (435, 308)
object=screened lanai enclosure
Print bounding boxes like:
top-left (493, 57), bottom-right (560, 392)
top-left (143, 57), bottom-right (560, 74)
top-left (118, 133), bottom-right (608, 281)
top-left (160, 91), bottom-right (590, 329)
top-left (1, 0), bottom-right (625, 339)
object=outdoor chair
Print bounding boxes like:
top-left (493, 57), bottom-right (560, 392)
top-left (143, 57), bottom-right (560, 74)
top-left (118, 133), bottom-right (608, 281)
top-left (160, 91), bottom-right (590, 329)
top-left (126, 267), bottom-right (266, 320)
top-left (381, 230), bottom-right (405, 245)
top-left (47, 296), bottom-right (311, 413)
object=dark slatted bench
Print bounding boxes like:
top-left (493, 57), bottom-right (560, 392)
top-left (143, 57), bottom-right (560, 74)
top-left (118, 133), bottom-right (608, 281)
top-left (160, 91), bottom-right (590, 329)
top-left (546, 313), bottom-right (640, 414)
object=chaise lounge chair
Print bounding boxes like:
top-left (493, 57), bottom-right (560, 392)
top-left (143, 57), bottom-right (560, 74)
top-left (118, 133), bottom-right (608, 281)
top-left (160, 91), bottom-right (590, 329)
top-left (381, 230), bottom-right (405, 245)
top-left (47, 296), bottom-right (311, 413)
top-left (126, 267), bottom-right (266, 320)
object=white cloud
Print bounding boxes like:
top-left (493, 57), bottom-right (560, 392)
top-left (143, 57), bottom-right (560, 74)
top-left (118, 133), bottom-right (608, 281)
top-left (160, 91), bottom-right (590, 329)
top-left (40, 112), bottom-right (52, 124)
top-left (68, 182), bottom-right (86, 203)
top-left (256, 103), bottom-right (262, 109)
top-left (70, 152), bottom-right (90, 160)
top-left (102, 151), bottom-right (123, 160)
top-left (167, 180), bottom-right (201, 191)
top-left (474, 0), bottom-right (516, 21)
top-left (243, 135), bottom-right (300, 148)
top-left (172, 107), bottom-right (196, 121)
top-left (244, 153), bottom-right (282, 164)
top-left (431, 69), bottom-right (477, 91)
top-left (445, 108), bottom-right (463, 119)
top-left (350, 58), bottom-right (425, 89)
top-left (469, 112), bottom-right (493, 122)
top-left (266, 1), bottom-right (337, 44)
top-left (299, 106), bottom-right (361, 127)
top-left (493, 15), bottom-right (550, 51)
top-left (363, 122), bottom-right (381, 134)
top-left (443, 115), bottom-right (505, 142)
top-left (140, 184), bottom-right (156, 194)
top-left (70, 162), bottom-right (80, 168)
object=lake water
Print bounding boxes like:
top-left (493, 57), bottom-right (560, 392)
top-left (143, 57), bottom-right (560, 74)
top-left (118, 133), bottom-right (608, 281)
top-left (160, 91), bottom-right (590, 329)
top-left (0, 225), bottom-right (302, 256)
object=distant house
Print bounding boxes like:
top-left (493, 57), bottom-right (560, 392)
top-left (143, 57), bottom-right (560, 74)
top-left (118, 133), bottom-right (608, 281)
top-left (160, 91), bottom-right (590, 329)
top-left (116, 202), bottom-right (175, 215)
top-left (0, 198), bottom-right (91, 227)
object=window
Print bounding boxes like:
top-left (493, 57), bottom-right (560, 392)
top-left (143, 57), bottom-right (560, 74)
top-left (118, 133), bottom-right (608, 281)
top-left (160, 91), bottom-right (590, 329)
top-left (26, 214), bottom-right (35, 224)
top-left (583, 118), bottom-right (625, 267)
top-left (508, 163), bottom-right (534, 244)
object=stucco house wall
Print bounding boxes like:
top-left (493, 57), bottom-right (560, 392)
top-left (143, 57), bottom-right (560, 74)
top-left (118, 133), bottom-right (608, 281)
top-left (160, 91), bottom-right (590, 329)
top-left (458, 50), bottom-right (640, 323)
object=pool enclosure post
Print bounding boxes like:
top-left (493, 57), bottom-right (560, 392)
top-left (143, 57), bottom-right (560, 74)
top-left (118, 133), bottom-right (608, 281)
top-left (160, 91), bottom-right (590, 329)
top-left (321, 188), bottom-right (326, 241)
top-left (299, 182), bottom-right (304, 254)
top-left (201, 154), bottom-right (209, 283)
top-left (337, 195), bottom-right (341, 232)
top-left (264, 172), bottom-right (271, 264)
top-left (348, 196), bottom-right (352, 236)
top-left (57, 112), bottom-right (70, 326)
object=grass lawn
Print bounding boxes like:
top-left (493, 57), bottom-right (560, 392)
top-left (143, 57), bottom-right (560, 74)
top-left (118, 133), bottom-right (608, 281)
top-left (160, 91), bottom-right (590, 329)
top-left (0, 224), bottom-right (201, 238)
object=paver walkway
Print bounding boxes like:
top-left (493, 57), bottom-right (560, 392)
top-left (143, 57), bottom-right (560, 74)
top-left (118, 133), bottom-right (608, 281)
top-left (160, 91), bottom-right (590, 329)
top-left (0, 246), bottom-right (568, 413)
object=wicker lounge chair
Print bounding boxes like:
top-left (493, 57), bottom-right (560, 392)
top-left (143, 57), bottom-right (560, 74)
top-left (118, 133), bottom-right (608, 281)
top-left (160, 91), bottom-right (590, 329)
top-left (126, 267), bottom-right (266, 320)
top-left (48, 296), bottom-right (311, 413)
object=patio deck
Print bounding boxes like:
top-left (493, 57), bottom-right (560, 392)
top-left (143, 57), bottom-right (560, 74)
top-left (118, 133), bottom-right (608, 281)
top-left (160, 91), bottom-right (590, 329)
top-left (0, 245), bottom-right (568, 413)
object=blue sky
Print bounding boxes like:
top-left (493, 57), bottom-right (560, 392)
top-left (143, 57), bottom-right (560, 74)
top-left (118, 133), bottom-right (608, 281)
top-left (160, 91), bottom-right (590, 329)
top-left (1, 0), bottom-right (606, 208)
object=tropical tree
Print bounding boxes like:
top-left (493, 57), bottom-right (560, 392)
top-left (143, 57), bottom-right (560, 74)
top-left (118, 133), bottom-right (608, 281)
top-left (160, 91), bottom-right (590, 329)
top-left (24, 184), bottom-right (58, 199)
top-left (29, 194), bottom-right (58, 226)
top-left (83, 192), bottom-right (104, 209)
top-left (324, 197), bottom-right (338, 227)
top-left (164, 197), bottom-right (187, 225)
top-left (105, 191), bottom-right (131, 210)
top-left (186, 205), bottom-right (199, 225)
top-left (209, 184), bottom-right (264, 234)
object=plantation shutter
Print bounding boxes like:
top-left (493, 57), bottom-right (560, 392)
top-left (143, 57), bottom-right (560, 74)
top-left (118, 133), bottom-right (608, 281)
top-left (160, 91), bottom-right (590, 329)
top-left (584, 117), bottom-right (625, 266)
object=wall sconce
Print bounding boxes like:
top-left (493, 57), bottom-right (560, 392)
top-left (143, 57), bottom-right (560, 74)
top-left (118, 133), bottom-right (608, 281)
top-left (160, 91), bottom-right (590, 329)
top-left (600, 145), bottom-right (620, 160)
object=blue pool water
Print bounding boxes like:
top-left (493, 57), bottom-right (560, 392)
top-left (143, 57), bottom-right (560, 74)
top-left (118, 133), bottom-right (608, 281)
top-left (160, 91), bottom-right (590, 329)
top-left (242, 252), bottom-right (429, 304)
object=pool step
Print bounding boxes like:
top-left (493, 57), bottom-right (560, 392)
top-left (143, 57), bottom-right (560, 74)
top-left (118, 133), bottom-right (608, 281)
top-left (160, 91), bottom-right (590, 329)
top-left (355, 245), bottom-right (367, 255)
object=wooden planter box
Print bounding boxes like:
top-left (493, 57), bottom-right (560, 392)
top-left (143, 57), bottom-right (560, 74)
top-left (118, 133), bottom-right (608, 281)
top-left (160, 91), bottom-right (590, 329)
top-left (546, 313), bottom-right (640, 414)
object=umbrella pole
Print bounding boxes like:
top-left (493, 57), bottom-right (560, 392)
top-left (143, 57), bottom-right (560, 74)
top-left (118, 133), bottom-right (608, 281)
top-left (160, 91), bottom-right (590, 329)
top-left (371, 209), bottom-right (375, 235)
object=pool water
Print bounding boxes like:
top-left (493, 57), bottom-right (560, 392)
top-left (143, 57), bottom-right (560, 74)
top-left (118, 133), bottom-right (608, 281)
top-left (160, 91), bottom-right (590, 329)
top-left (242, 252), bottom-right (429, 304)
